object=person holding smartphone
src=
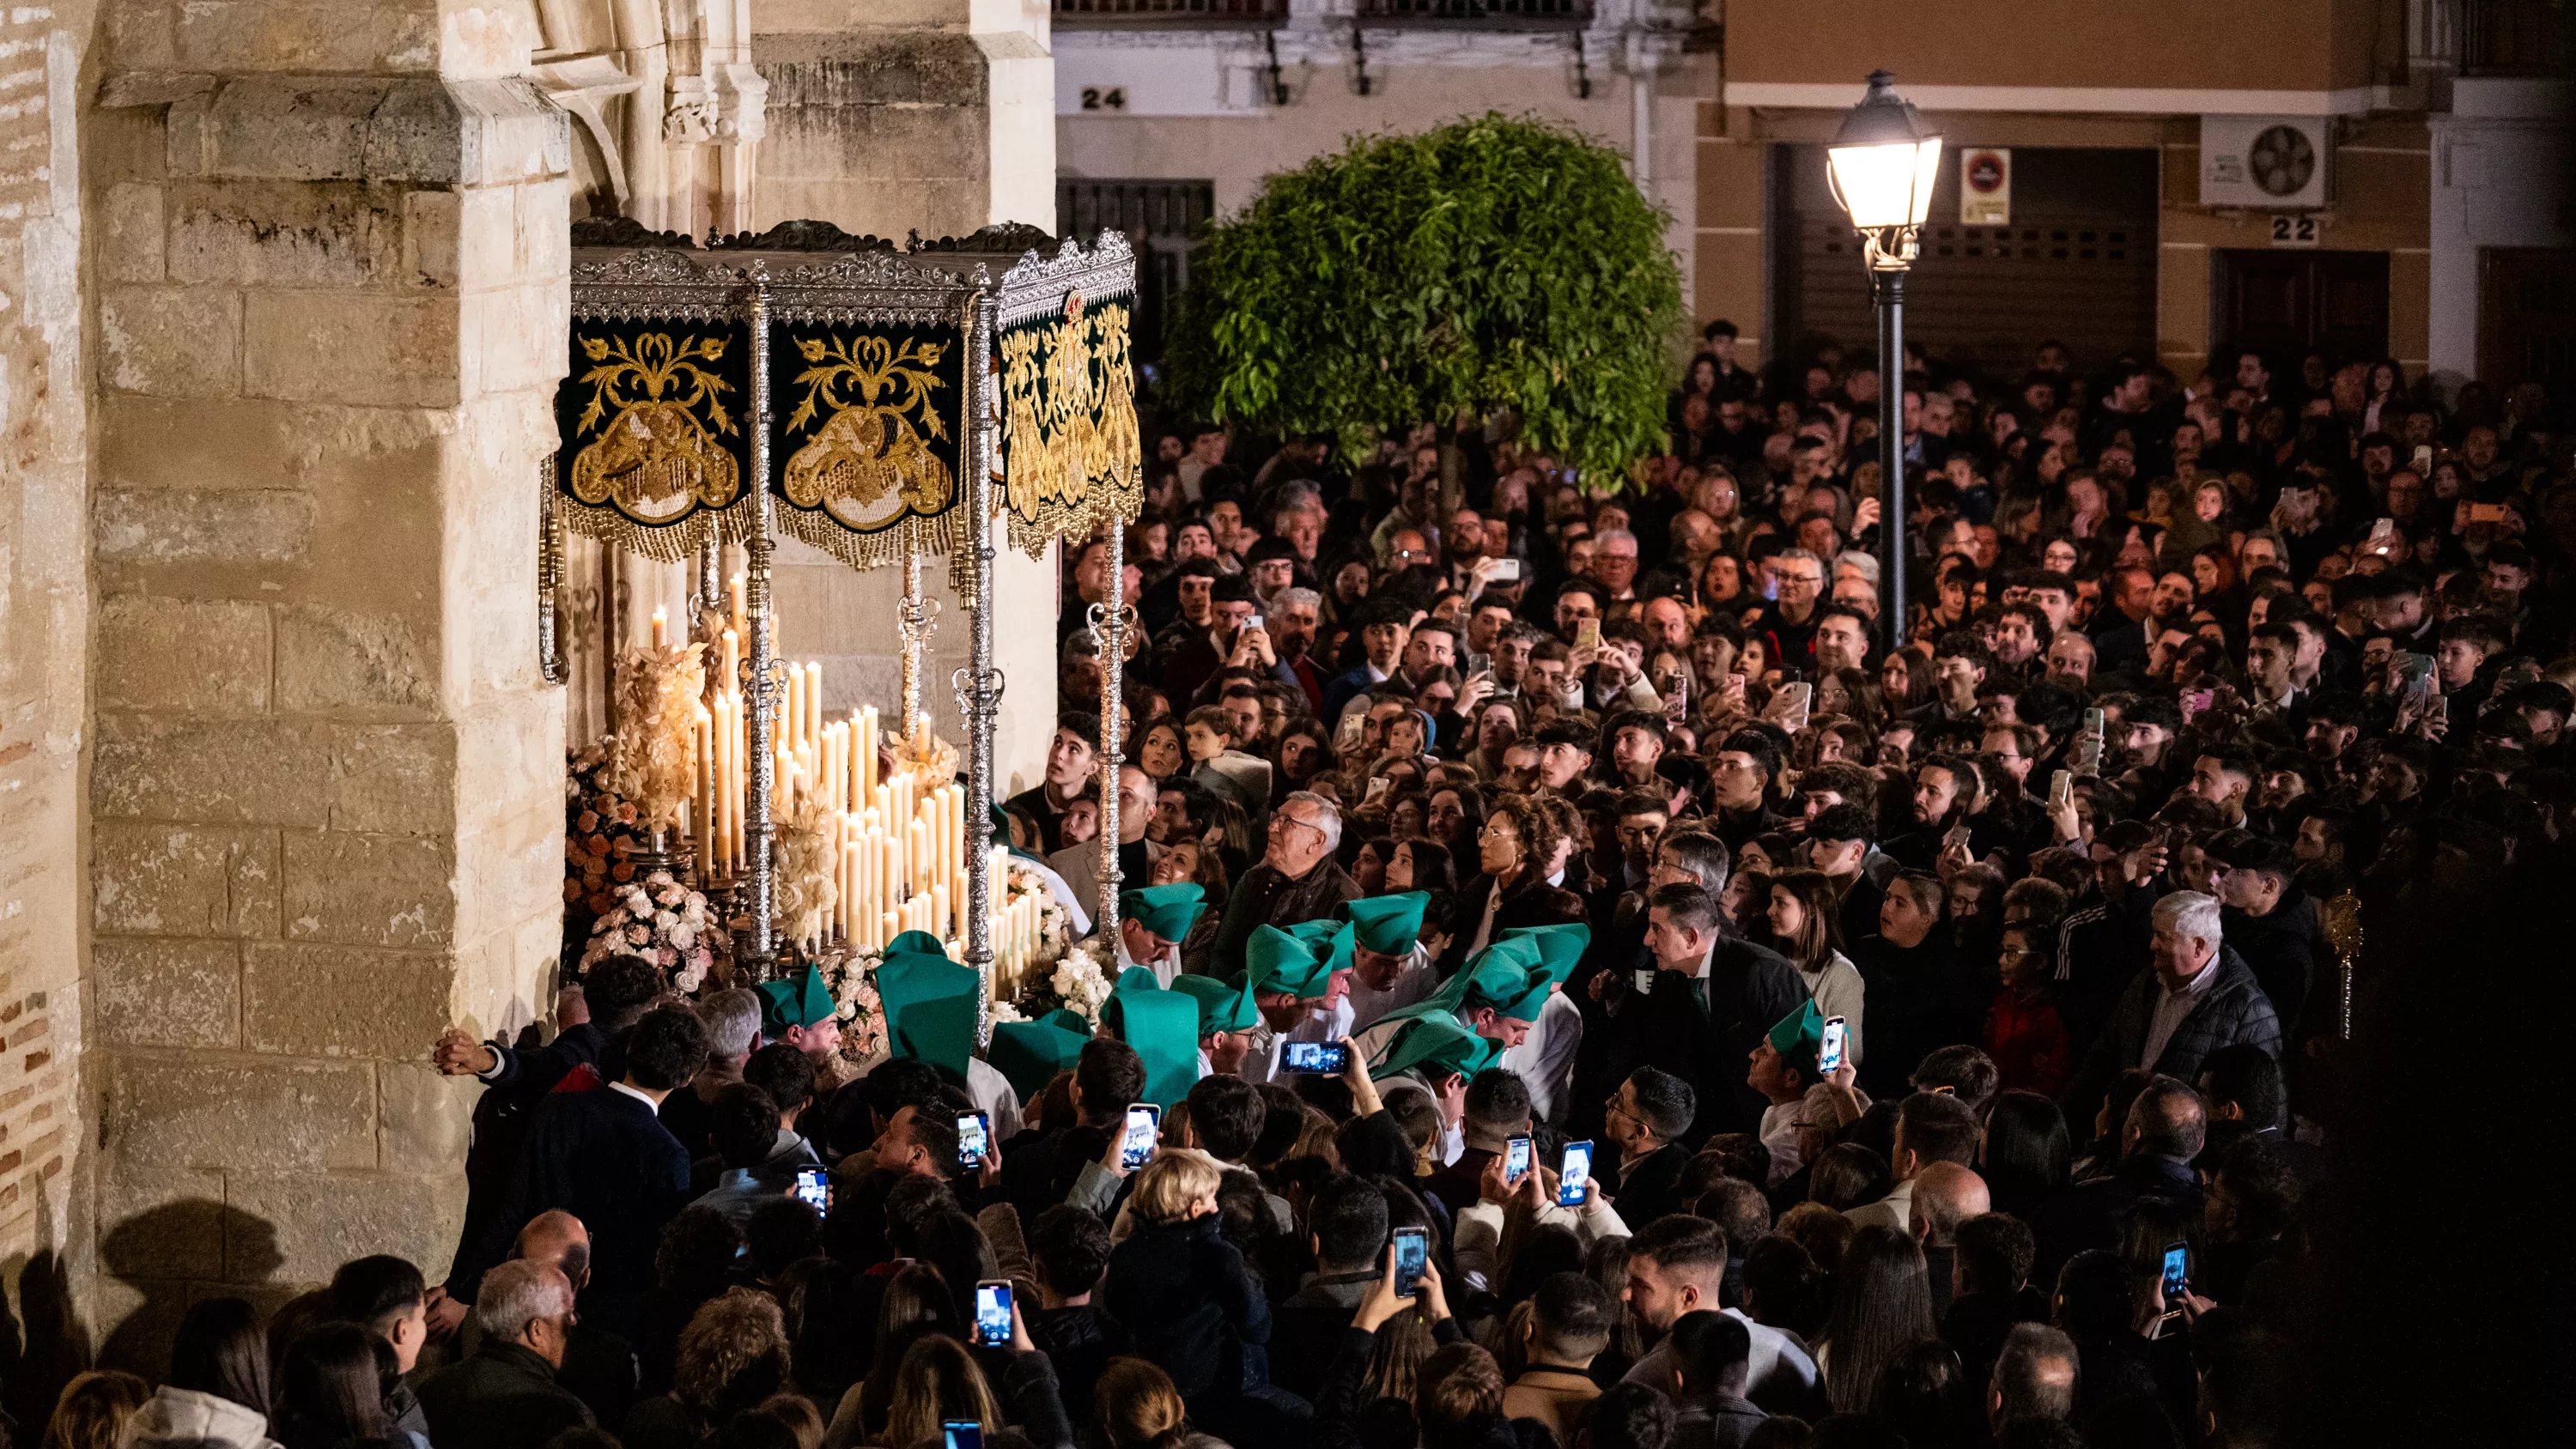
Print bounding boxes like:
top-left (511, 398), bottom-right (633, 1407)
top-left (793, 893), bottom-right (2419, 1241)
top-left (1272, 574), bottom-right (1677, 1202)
top-left (878, 938), bottom-right (1029, 1146)
top-left (1746, 1002), bottom-right (1867, 1188)
top-left (683, 1082), bottom-right (824, 1231)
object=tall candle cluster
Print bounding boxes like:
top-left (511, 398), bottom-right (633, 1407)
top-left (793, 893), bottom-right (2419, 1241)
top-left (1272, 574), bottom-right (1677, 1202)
top-left (829, 761), bottom-right (975, 954)
top-left (668, 579), bottom-right (1048, 989)
top-left (987, 844), bottom-right (1049, 1000)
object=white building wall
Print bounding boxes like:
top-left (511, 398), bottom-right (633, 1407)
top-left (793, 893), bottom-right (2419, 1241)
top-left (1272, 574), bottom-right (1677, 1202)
top-left (2424, 77), bottom-right (2573, 394)
top-left (1055, 0), bottom-right (1704, 299)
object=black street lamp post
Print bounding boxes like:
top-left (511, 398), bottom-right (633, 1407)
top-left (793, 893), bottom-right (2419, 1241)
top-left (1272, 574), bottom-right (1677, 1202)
top-left (1826, 70), bottom-right (1941, 649)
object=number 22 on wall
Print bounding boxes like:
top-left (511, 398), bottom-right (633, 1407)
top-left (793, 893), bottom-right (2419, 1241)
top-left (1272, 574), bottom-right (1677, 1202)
top-left (2269, 215), bottom-right (2319, 247)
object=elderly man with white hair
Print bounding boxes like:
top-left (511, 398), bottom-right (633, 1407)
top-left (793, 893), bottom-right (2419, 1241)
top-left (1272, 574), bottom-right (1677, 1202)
top-left (1207, 790), bottom-right (1359, 979)
top-left (2062, 890), bottom-right (2281, 1129)
top-left (416, 1258), bottom-right (595, 1449)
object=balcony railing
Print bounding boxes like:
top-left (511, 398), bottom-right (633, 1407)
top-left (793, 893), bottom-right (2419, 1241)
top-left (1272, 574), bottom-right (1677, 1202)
top-left (1052, 0), bottom-right (1595, 23)
top-left (1053, 0), bottom-right (1291, 22)
top-left (1356, 0), bottom-right (1594, 22)
top-left (2459, 0), bottom-right (2567, 76)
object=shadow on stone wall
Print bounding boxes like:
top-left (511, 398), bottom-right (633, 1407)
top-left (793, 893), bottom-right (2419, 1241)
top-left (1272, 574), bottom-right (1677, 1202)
top-left (94, 1199), bottom-right (284, 1378)
top-left (1, 1244), bottom-right (91, 1435)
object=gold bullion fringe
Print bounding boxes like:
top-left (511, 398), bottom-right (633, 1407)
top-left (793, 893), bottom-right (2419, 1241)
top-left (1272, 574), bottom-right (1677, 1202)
top-left (770, 504), bottom-right (972, 576)
top-left (554, 482), bottom-right (762, 565)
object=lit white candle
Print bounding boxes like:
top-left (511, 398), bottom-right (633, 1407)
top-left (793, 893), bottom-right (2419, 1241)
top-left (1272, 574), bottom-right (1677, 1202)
top-left (786, 665), bottom-right (805, 757)
top-left (651, 605), bottom-right (668, 648)
top-left (806, 663), bottom-right (824, 754)
top-left (695, 704), bottom-right (714, 858)
top-left (710, 694), bottom-right (732, 873)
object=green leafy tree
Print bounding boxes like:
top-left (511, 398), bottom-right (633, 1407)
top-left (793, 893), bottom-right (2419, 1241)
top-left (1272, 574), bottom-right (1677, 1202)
top-left (1164, 112), bottom-right (1684, 486)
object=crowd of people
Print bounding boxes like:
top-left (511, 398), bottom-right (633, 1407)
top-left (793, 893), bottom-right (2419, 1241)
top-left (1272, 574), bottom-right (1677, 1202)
top-left (15, 330), bottom-right (2566, 1449)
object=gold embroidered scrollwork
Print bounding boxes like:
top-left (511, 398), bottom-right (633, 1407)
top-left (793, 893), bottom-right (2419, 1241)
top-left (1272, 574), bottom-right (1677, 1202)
top-left (781, 334), bottom-right (956, 526)
top-left (999, 290), bottom-right (1144, 556)
top-left (767, 320), bottom-right (971, 573)
top-left (555, 324), bottom-right (754, 561)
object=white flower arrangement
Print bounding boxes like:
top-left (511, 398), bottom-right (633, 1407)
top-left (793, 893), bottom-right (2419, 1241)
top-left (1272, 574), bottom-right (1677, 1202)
top-left (1045, 938), bottom-right (1116, 1027)
top-left (579, 870), bottom-right (724, 991)
top-left (816, 946), bottom-right (889, 1061)
top-left (1005, 861), bottom-right (1075, 969)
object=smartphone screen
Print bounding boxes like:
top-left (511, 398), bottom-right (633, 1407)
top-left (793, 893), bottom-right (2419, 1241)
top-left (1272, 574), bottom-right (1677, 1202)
top-left (2160, 1242), bottom-right (2189, 1304)
top-left (1283, 1041), bottom-right (1346, 1073)
top-left (945, 1423), bottom-right (984, 1449)
top-left (1634, 967), bottom-right (1657, 995)
top-left (1491, 557), bottom-right (1522, 582)
top-left (1121, 1104), bottom-right (1159, 1169)
top-left (1575, 618), bottom-right (1602, 652)
top-left (974, 1280), bottom-right (1012, 1347)
top-left (1464, 651), bottom-right (1492, 677)
top-left (1558, 1142), bottom-right (1593, 1207)
top-left (1504, 1135), bottom-right (1533, 1185)
top-left (793, 1165), bottom-right (831, 1214)
top-left (957, 1113), bottom-right (990, 1171)
top-left (1781, 682), bottom-right (1813, 732)
top-left (1819, 1017), bottom-right (1847, 1076)
top-left (1392, 1227), bottom-right (1428, 1299)
top-left (2050, 769), bottom-right (2074, 810)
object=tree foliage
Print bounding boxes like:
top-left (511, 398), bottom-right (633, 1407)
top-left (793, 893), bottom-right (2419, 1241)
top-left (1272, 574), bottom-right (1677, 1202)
top-left (1163, 112), bottom-right (1685, 486)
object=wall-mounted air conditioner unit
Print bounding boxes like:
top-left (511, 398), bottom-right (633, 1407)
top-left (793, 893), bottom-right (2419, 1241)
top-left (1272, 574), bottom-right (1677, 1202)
top-left (2199, 116), bottom-right (2331, 209)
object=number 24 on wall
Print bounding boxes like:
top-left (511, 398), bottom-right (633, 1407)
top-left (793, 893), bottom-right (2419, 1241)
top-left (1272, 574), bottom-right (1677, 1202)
top-left (1080, 88), bottom-right (1128, 112)
top-left (2269, 215), bottom-right (2320, 247)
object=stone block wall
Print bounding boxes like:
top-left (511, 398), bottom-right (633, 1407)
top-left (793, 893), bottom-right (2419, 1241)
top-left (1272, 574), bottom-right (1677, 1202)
top-left (82, 49), bottom-right (570, 1366)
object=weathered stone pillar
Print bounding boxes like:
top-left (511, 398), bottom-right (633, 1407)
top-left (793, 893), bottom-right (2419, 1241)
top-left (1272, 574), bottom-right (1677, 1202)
top-left (85, 7), bottom-right (570, 1361)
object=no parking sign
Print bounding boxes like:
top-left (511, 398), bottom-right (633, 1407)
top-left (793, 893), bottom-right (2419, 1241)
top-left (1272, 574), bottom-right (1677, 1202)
top-left (1960, 148), bottom-right (2011, 226)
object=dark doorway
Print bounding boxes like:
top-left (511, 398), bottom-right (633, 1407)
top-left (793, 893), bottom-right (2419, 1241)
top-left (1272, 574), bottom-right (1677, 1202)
top-left (2479, 246), bottom-right (2576, 415)
top-left (1058, 179), bottom-right (1215, 366)
top-left (2213, 249), bottom-right (2391, 363)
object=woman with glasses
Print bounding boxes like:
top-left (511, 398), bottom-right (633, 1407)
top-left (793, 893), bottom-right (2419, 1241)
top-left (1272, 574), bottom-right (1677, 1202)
top-left (1980, 922), bottom-right (2072, 1096)
top-left (1439, 792), bottom-right (1583, 975)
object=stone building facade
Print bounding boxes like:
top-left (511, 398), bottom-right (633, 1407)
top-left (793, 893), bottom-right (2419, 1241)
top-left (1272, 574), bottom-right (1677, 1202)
top-left (0, 0), bottom-right (1058, 1393)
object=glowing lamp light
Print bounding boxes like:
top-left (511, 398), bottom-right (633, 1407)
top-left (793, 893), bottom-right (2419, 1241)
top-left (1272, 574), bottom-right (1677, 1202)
top-left (1826, 70), bottom-right (1942, 234)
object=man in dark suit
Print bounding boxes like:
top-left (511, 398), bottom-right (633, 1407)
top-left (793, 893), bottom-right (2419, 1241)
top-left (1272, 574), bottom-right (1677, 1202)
top-left (2087, 564), bottom-right (2155, 681)
top-left (428, 953), bottom-right (665, 1337)
top-left (2029, 1076), bottom-right (2209, 1286)
top-left (1607, 882), bottom-right (1803, 1142)
top-left (1603, 1066), bottom-right (1694, 1225)
top-left (453, 1003), bottom-right (711, 1337)
top-left (1270, 1175), bottom-right (1391, 1400)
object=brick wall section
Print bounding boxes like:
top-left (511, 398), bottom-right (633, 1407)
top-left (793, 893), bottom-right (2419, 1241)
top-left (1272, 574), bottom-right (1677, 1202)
top-left (83, 26), bottom-right (571, 1362)
top-left (0, 0), bottom-right (95, 1310)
